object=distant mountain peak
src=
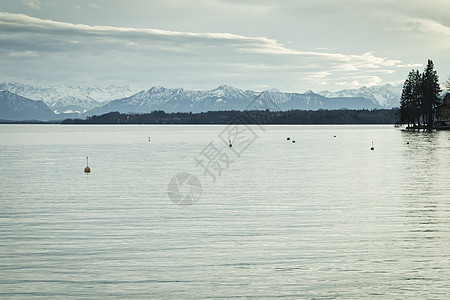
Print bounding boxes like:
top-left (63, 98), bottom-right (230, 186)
top-left (209, 84), bottom-right (247, 98)
top-left (0, 90), bottom-right (57, 121)
top-left (0, 82), bottom-right (141, 112)
top-left (212, 84), bottom-right (239, 92)
top-left (216, 84), bottom-right (231, 89)
top-left (318, 84), bottom-right (402, 108)
top-left (262, 89), bottom-right (282, 95)
top-left (265, 88), bottom-right (281, 93)
top-left (148, 85), bottom-right (166, 91)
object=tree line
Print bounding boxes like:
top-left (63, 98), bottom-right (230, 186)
top-left (62, 108), bottom-right (399, 125)
top-left (399, 59), bottom-right (444, 131)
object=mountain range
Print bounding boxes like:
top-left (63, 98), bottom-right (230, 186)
top-left (0, 90), bottom-right (56, 121)
top-left (0, 82), bottom-right (403, 121)
top-left (0, 82), bottom-right (140, 114)
top-left (319, 84), bottom-right (403, 108)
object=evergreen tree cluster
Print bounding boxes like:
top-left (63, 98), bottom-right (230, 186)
top-left (400, 59), bottom-right (442, 131)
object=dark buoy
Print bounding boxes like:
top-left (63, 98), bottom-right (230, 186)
top-left (148, 137), bottom-right (151, 142)
top-left (287, 137), bottom-right (291, 141)
top-left (229, 139), bottom-right (232, 148)
top-left (334, 135), bottom-right (336, 138)
top-left (406, 141), bottom-right (409, 144)
top-left (84, 156), bottom-right (91, 173)
top-left (370, 141), bottom-right (374, 151)
top-left (292, 140), bottom-right (296, 143)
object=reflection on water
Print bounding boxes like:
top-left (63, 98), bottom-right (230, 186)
top-left (398, 130), bottom-right (450, 297)
top-left (0, 125), bottom-right (449, 299)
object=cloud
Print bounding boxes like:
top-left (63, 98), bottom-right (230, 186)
top-left (7, 50), bottom-right (39, 59)
top-left (0, 12), bottom-right (280, 52)
top-left (23, 0), bottom-right (42, 10)
top-left (160, 0), bottom-right (275, 17)
top-left (398, 17), bottom-right (450, 39)
top-left (0, 12), bottom-right (413, 91)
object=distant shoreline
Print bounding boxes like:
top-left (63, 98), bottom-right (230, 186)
top-left (62, 109), bottom-right (399, 125)
top-left (1, 108), bottom-right (400, 125)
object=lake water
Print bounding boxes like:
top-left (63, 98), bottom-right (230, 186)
top-left (1, 124), bottom-right (450, 299)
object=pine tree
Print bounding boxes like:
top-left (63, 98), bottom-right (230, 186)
top-left (411, 70), bottom-right (423, 126)
top-left (400, 70), bottom-right (422, 127)
top-left (400, 76), bottom-right (412, 126)
top-left (422, 59), bottom-right (441, 132)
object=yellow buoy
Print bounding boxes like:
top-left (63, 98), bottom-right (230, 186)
top-left (84, 156), bottom-right (91, 173)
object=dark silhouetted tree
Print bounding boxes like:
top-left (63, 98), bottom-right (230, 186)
top-left (400, 70), bottom-right (422, 127)
top-left (400, 60), bottom-right (443, 131)
top-left (422, 59), bottom-right (441, 131)
top-left (400, 74), bottom-right (413, 126)
top-left (443, 93), bottom-right (450, 105)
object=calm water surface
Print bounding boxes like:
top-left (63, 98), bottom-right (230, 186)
top-left (1, 124), bottom-right (450, 299)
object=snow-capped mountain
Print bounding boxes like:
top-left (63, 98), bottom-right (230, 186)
top-left (319, 84), bottom-right (402, 108)
top-left (87, 85), bottom-right (381, 116)
top-left (87, 85), bottom-right (259, 115)
top-left (0, 90), bottom-right (56, 121)
top-left (368, 84), bottom-right (403, 108)
top-left (254, 89), bottom-right (379, 111)
top-left (0, 82), bottom-right (141, 114)
top-left (1, 82), bottom-right (400, 120)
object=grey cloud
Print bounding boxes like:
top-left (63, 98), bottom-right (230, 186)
top-left (0, 11), bottom-right (433, 91)
top-left (22, 0), bottom-right (42, 10)
top-left (0, 13), bottom-right (281, 51)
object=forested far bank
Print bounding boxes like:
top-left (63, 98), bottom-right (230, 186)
top-left (62, 109), bottom-right (399, 125)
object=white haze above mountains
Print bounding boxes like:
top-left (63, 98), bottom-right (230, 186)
top-left (0, 82), bottom-right (403, 121)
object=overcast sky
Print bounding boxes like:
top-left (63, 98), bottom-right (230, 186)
top-left (1, 0), bottom-right (449, 92)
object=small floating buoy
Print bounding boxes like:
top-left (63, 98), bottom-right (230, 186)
top-left (148, 137), bottom-right (151, 141)
top-left (292, 140), bottom-right (296, 143)
top-left (334, 135), bottom-right (336, 138)
top-left (370, 141), bottom-right (374, 151)
top-left (84, 156), bottom-right (91, 173)
top-left (406, 141), bottom-right (409, 144)
top-left (228, 139), bottom-right (232, 148)
top-left (287, 137), bottom-right (291, 141)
